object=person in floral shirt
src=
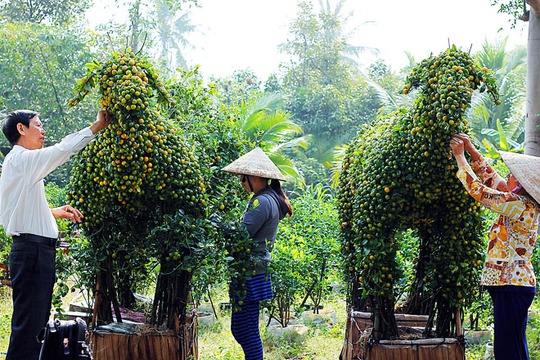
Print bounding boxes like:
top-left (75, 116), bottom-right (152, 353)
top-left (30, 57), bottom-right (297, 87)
top-left (450, 133), bottom-right (540, 360)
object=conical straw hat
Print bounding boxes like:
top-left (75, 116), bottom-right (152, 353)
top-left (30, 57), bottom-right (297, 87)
top-left (221, 147), bottom-right (287, 181)
top-left (499, 151), bottom-right (540, 204)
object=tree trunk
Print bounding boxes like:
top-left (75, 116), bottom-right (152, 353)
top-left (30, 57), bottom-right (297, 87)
top-left (371, 295), bottom-right (399, 341)
top-left (150, 260), bottom-right (192, 331)
top-left (93, 264), bottom-right (116, 327)
top-left (525, 0), bottom-right (540, 156)
top-left (129, 0), bottom-right (142, 53)
top-left (400, 233), bottom-right (429, 315)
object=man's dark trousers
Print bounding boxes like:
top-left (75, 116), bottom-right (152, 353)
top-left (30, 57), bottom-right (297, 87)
top-left (7, 238), bottom-right (56, 360)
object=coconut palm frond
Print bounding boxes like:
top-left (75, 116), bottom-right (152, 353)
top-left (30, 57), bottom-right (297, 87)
top-left (232, 93), bottom-right (307, 184)
top-left (268, 153), bottom-right (305, 185)
top-left (468, 40), bottom-right (526, 148)
top-left (360, 71), bottom-right (400, 111)
top-left (270, 136), bottom-right (310, 154)
top-left (260, 121), bottom-right (303, 143)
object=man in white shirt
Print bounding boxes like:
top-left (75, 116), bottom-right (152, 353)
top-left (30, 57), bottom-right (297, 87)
top-left (0, 109), bottom-right (111, 360)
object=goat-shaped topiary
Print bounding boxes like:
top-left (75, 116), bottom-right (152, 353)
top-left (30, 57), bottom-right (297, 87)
top-left (338, 45), bottom-right (500, 340)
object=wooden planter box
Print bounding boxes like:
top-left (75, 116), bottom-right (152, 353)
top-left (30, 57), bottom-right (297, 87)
top-left (89, 319), bottom-right (197, 360)
top-left (358, 338), bottom-right (465, 360)
top-left (340, 311), bottom-right (464, 360)
top-left (351, 311), bottom-right (429, 331)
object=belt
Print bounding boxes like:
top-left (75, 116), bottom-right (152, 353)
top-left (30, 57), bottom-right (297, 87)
top-left (13, 233), bottom-right (58, 247)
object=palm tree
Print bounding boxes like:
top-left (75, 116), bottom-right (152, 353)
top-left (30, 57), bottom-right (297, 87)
top-left (114, 0), bottom-right (196, 69)
top-left (315, 0), bottom-right (378, 66)
top-left (469, 38), bottom-right (527, 154)
top-left (480, 118), bottom-right (524, 157)
top-left (279, 0), bottom-right (377, 87)
top-left (360, 60), bottom-right (414, 116)
top-left (234, 93), bottom-right (309, 183)
top-left (279, 0), bottom-right (382, 187)
top-left (154, 0), bottom-right (196, 71)
top-left (490, 0), bottom-right (540, 157)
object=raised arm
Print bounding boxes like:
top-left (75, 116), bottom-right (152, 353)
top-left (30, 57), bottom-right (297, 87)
top-left (89, 110), bottom-right (112, 134)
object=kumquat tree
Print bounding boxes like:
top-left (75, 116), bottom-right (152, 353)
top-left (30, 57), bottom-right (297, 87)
top-left (338, 46), bottom-right (500, 341)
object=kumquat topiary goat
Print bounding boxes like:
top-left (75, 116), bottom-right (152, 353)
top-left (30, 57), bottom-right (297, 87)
top-left (338, 45), bottom-right (500, 341)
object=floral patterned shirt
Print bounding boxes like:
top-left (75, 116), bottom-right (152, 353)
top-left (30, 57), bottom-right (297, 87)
top-left (456, 155), bottom-right (539, 288)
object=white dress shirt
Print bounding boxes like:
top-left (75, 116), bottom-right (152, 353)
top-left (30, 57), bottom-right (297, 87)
top-left (0, 127), bottom-right (94, 238)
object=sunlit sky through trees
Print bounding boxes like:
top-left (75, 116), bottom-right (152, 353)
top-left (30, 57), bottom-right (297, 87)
top-left (88, 0), bottom-right (528, 80)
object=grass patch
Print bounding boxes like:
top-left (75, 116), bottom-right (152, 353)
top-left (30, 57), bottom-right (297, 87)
top-left (197, 296), bottom-right (346, 360)
top-left (0, 287), bottom-right (10, 359)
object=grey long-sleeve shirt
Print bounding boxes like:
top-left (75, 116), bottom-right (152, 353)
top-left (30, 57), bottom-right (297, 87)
top-left (242, 187), bottom-right (285, 274)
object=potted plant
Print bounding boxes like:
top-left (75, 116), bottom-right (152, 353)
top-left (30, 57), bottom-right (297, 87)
top-left (338, 46), bottom-right (499, 359)
top-left (66, 51), bottom-right (250, 359)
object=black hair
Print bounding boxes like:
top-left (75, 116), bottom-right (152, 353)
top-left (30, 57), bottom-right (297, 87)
top-left (270, 179), bottom-right (293, 217)
top-left (2, 110), bottom-right (38, 145)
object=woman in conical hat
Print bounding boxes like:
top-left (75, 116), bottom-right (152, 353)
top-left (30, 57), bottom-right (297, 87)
top-left (450, 133), bottom-right (540, 360)
top-left (221, 147), bottom-right (292, 360)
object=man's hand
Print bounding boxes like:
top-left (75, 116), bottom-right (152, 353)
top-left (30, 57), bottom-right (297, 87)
top-left (90, 110), bottom-right (113, 134)
top-left (51, 205), bottom-right (83, 223)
